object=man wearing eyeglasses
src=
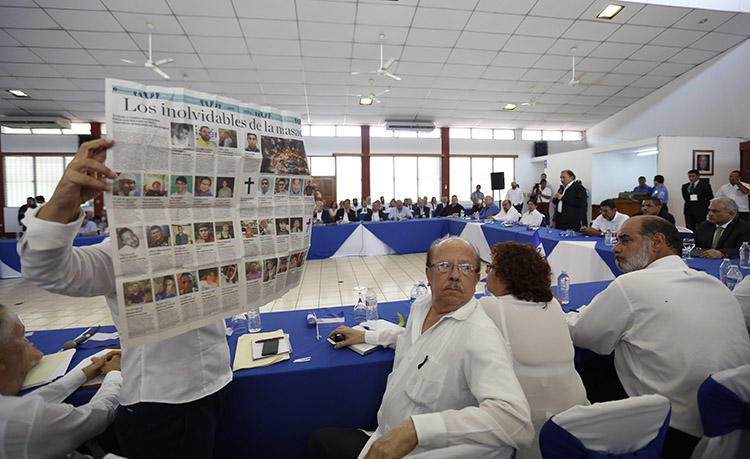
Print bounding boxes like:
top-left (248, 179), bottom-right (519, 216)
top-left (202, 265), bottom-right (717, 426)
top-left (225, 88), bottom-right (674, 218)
top-left (309, 237), bottom-right (533, 459)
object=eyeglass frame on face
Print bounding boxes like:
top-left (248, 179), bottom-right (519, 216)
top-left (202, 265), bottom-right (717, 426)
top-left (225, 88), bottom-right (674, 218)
top-left (485, 264), bottom-right (495, 274)
top-left (427, 261), bottom-right (479, 275)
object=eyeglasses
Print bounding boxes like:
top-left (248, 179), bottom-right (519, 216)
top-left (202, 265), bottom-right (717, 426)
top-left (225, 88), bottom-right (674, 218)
top-left (428, 261), bottom-right (478, 275)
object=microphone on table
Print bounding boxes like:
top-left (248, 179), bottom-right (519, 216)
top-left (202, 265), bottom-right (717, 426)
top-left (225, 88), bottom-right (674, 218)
top-left (61, 325), bottom-right (101, 351)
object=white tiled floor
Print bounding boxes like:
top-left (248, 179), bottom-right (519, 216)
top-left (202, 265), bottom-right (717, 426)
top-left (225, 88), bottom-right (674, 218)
top-left (2, 252), bottom-right (486, 331)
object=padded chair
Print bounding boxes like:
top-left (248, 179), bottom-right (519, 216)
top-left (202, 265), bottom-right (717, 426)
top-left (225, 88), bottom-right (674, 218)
top-left (692, 364), bottom-right (750, 459)
top-left (539, 394), bottom-right (671, 458)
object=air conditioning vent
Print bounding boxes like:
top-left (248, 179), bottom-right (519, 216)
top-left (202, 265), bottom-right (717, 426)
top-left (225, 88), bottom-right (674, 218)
top-left (384, 120), bottom-right (435, 132)
top-left (0, 117), bottom-right (71, 129)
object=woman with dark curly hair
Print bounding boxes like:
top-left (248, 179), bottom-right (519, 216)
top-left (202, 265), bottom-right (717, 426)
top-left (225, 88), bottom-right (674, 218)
top-left (480, 241), bottom-right (588, 459)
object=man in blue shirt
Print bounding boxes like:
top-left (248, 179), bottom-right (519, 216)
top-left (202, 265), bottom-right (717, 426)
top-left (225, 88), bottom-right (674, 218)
top-left (388, 200), bottom-right (413, 221)
top-left (473, 195), bottom-right (500, 220)
top-left (652, 175), bottom-right (668, 206)
top-left (633, 176), bottom-right (652, 194)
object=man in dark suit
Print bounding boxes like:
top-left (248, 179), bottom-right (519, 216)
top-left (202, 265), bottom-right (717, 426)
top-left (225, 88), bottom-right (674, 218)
top-left (413, 198), bottom-right (431, 218)
top-left (363, 201), bottom-right (388, 222)
top-left (681, 169), bottom-right (713, 231)
top-left (313, 201), bottom-right (333, 224)
top-left (435, 196), bottom-right (449, 216)
top-left (633, 196), bottom-right (675, 224)
top-left (552, 170), bottom-right (588, 230)
top-left (694, 197), bottom-right (750, 258)
top-left (334, 199), bottom-right (357, 223)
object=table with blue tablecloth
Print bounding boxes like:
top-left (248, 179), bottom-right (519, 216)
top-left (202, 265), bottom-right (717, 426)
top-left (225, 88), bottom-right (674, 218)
top-left (0, 234), bottom-right (107, 278)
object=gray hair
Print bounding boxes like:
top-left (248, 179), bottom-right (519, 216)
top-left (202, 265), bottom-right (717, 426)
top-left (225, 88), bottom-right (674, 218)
top-left (425, 236), bottom-right (481, 272)
top-left (712, 197), bottom-right (738, 214)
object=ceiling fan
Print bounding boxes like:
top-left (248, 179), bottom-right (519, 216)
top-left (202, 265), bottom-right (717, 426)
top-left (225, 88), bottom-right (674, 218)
top-left (567, 47), bottom-right (591, 87)
top-left (120, 22), bottom-right (174, 80)
top-left (351, 34), bottom-right (402, 81)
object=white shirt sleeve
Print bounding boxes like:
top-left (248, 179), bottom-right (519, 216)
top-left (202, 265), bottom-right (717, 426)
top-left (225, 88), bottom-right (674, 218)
top-left (566, 280), bottom-right (633, 355)
top-left (733, 276), bottom-right (750, 335)
top-left (18, 205), bottom-right (116, 298)
top-left (364, 328), bottom-right (405, 349)
top-left (411, 323), bottom-right (534, 450)
top-left (25, 371), bottom-right (122, 459)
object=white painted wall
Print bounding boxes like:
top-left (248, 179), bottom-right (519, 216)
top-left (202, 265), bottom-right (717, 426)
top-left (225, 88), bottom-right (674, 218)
top-left (591, 151), bottom-right (658, 204)
top-left (657, 136), bottom-right (742, 226)
top-left (1, 133), bottom-right (79, 152)
top-left (587, 40), bottom-right (750, 147)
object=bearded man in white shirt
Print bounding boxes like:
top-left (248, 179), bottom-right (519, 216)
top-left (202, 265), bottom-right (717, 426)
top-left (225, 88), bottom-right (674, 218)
top-left (309, 237), bottom-right (533, 459)
top-left (519, 200), bottom-right (544, 227)
top-left (0, 304), bottom-right (123, 458)
top-left (18, 139), bottom-right (232, 458)
top-left (490, 199), bottom-right (521, 223)
top-left (580, 199), bottom-right (629, 237)
top-left (566, 216), bottom-right (750, 458)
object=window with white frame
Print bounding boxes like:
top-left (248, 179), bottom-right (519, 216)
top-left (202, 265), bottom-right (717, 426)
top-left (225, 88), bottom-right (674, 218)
top-left (370, 155), bottom-right (442, 201)
top-left (3, 155), bottom-right (71, 206)
top-left (335, 156), bottom-right (362, 200)
top-left (309, 156), bottom-right (335, 176)
top-left (449, 156), bottom-right (515, 202)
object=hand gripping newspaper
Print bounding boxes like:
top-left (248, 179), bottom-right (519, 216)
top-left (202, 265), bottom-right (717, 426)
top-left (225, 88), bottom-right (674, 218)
top-left (104, 79), bottom-right (314, 346)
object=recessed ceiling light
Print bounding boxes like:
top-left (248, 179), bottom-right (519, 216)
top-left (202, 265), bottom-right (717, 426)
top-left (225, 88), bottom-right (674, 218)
top-left (503, 103), bottom-right (517, 111)
top-left (359, 96), bottom-right (373, 106)
top-left (597, 4), bottom-right (623, 19)
top-left (7, 89), bottom-right (29, 98)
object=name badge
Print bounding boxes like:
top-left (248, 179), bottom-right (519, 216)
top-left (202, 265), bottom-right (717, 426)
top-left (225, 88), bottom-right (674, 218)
top-left (690, 194), bottom-right (698, 201)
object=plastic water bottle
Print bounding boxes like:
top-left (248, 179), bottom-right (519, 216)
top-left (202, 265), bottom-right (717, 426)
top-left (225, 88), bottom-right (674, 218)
top-left (604, 229), bottom-right (613, 246)
top-left (365, 287), bottom-right (378, 321)
top-left (409, 281), bottom-right (429, 304)
top-left (720, 258), bottom-right (732, 284)
top-left (353, 296), bottom-right (367, 324)
top-left (247, 309), bottom-right (262, 333)
top-left (741, 242), bottom-right (750, 269)
top-left (557, 270), bottom-right (570, 305)
top-left (726, 265), bottom-right (743, 291)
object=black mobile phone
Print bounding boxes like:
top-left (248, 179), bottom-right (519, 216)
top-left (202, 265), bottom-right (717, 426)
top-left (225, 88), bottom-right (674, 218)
top-left (261, 339), bottom-right (279, 356)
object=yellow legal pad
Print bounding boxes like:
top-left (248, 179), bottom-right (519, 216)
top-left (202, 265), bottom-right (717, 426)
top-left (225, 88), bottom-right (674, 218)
top-left (233, 329), bottom-right (290, 371)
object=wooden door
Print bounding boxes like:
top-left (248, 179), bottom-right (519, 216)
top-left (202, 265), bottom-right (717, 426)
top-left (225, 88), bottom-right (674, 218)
top-left (312, 176), bottom-right (336, 207)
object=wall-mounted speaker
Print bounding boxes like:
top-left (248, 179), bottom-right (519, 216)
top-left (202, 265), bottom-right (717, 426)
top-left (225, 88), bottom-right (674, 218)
top-left (490, 172), bottom-right (505, 190)
top-left (534, 141), bottom-right (548, 157)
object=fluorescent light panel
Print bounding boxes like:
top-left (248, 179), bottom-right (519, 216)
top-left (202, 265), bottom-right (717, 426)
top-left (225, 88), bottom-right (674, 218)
top-left (359, 96), bottom-right (373, 106)
top-left (597, 4), bottom-right (623, 19)
top-left (503, 103), bottom-right (517, 110)
top-left (7, 89), bottom-right (29, 97)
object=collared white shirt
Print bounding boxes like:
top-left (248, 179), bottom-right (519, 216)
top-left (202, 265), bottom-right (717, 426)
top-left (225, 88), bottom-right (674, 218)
top-left (371, 210), bottom-right (381, 222)
top-left (591, 211), bottom-right (629, 234)
top-left (506, 188), bottom-right (524, 206)
top-left (0, 367), bottom-right (121, 459)
top-left (538, 186), bottom-right (553, 204)
top-left (359, 294), bottom-right (533, 458)
top-left (494, 206), bottom-right (521, 223)
top-left (717, 182), bottom-right (750, 212)
top-left (566, 255), bottom-right (750, 437)
top-left (342, 211), bottom-right (350, 223)
top-left (519, 209), bottom-right (544, 227)
top-left (557, 182), bottom-right (574, 213)
top-left (388, 206), bottom-right (412, 220)
top-left (20, 206), bottom-right (232, 406)
top-left (314, 210), bottom-right (324, 222)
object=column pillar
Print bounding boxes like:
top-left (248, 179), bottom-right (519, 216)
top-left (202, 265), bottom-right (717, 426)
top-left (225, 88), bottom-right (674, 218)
top-left (441, 127), bottom-right (450, 197)
top-left (361, 125), bottom-right (370, 200)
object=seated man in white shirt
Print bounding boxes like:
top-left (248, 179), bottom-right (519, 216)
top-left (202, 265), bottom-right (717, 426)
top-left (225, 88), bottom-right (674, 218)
top-left (566, 216), bottom-right (750, 458)
top-left (519, 199), bottom-right (544, 227)
top-left (0, 304), bottom-right (123, 458)
top-left (388, 200), bottom-right (413, 221)
top-left (490, 199), bottom-right (521, 223)
top-left (580, 199), bottom-right (629, 236)
top-left (18, 139), bottom-right (233, 458)
top-left (309, 237), bottom-right (533, 458)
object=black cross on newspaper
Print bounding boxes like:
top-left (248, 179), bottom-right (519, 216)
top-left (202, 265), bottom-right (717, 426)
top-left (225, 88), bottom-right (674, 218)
top-left (244, 177), bottom-right (255, 194)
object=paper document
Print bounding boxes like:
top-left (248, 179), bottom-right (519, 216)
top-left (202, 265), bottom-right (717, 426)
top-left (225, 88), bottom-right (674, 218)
top-left (21, 349), bottom-right (76, 390)
top-left (346, 320), bottom-right (402, 356)
top-left (233, 329), bottom-right (290, 370)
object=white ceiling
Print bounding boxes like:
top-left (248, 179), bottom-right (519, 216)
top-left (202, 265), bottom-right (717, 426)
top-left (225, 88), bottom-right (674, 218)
top-left (0, 0), bottom-right (747, 130)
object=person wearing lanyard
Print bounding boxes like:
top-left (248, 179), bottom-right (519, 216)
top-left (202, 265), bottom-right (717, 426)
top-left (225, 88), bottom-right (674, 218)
top-left (681, 169), bottom-right (713, 232)
top-left (309, 237), bottom-right (533, 458)
top-left (18, 139), bottom-right (232, 458)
